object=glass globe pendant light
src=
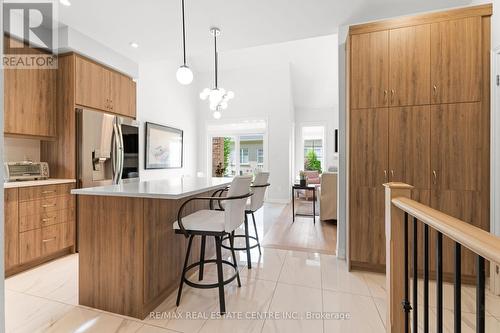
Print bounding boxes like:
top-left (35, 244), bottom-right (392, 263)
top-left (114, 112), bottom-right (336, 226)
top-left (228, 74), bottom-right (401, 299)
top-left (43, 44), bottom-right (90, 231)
top-left (176, 0), bottom-right (193, 85)
top-left (200, 27), bottom-right (234, 119)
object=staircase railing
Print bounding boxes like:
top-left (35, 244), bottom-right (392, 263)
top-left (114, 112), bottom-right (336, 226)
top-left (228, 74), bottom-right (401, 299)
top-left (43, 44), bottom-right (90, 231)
top-left (384, 182), bottom-right (500, 333)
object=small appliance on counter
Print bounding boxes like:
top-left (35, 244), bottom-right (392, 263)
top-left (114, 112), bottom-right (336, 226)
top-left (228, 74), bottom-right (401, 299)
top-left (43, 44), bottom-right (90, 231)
top-left (4, 161), bottom-right (50, 182)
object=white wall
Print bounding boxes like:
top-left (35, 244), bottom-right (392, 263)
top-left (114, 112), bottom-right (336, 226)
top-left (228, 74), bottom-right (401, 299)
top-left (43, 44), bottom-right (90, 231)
top-left (137, 59), bottom-right (199, 180)
top-left (196, 63), bottom-right (295, 202)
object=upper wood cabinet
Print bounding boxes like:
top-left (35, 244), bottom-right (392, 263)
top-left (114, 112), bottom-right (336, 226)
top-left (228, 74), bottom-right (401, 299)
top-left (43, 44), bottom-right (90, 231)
top-left (75, 56), bottom-right (110, 111)
top-left (350, 31), bottom-right (389, 109)
top-left (388, 106), bottom-right (431, 188)
top-left (389, 25), bottom-right (431, 106)
top-left (75, 55), bottom-right (136, 118)
top-left (430, 102), bottom-right (482, 192)
top-left (350, 108), bottom-right (389, 188)
top-left (430, 17), bottom-right (482, 104)
top-left (4, 36), bottom-right (56, 138)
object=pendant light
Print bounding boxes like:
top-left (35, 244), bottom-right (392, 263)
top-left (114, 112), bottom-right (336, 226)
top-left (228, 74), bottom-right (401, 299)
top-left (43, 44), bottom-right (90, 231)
top-left (176, 0), bottom-right (193, 85)
top-left (200, 27), bottom-right (234, 119)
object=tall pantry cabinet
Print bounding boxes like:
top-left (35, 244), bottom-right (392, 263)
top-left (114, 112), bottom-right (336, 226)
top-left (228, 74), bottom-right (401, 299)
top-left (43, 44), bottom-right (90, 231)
top-left (348, 4), bottom-right (491, 280)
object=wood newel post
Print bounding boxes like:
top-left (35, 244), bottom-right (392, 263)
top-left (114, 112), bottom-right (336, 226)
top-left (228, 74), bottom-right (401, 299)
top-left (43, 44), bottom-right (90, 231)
top-left (383, 182), bottom-right (413, 333)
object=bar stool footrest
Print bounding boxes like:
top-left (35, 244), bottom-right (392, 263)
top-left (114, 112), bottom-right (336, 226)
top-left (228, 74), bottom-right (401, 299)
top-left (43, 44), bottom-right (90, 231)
top-left (182, 259), bottom-right (239, 289)
top-left (221, 235), bottom-right (260, 251)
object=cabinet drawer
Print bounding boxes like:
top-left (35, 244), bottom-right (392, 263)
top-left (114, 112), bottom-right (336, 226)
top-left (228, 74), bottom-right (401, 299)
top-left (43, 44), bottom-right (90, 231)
top-left (19, 195), bottom-right (75, 217)
top-left (19, 221), bottom-right (75, 264)
top-left (19, 183), bottom-right (75, 202)
top-left (19, 207), bottom-right (75, 232)
top-left (41, 221), bottom-right (75, 256)
top-left (19, 229), bottom-right (41, 264)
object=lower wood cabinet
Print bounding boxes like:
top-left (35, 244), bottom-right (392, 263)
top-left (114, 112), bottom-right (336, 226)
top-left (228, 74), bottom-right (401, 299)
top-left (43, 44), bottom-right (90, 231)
top-left (4, 188), bottom-right (19, 270)
top-left (4, 183), bottom-right (76, 276)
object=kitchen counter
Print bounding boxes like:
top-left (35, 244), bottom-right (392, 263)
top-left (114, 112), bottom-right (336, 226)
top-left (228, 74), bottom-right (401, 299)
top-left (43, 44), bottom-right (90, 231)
top-left (71, 177), bottom-right (232, 199)
top-left (75, 176), bottom-right (231, 319)
top-left (3, 178), bottom-right (76, 189)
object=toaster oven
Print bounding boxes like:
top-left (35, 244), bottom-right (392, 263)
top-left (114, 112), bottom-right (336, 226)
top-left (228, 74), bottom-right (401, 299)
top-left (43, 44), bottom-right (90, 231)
top-left (4, 162), bottom-right (50, 182)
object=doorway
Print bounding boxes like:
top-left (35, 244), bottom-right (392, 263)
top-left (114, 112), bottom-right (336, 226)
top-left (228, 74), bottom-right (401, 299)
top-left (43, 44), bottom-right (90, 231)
top-left (210, 134), bottom-right (265, 177)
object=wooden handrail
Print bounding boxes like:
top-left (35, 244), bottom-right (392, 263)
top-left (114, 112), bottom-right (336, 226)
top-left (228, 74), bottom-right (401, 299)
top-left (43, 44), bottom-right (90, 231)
top-left (392, 196), bottom-right (500, 265)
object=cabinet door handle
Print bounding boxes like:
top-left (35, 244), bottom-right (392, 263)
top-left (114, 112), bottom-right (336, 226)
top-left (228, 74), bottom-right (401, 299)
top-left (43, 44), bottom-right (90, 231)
top-left (432, 170), bottom-right (437, 184)
top-left (42, 204), bottom-right (56, 208)
top-left (390, 170), bottom-right (395, 179)
top-left (433, 85), bottom-right (437, 95)
top-left (42, 190), bottom-right (56, 194)
top-left (42, 237), bottom-right (56, 243)
top-left (384, 90), bottom-right (388, 103)
top-left (384, 170), bottom-right (388, 182)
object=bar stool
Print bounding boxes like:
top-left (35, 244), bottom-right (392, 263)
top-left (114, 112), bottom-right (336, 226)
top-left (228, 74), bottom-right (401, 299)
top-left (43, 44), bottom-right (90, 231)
top-left (173, 175), bottom-right (253, 315)
top-left (222, 172), bottom-right (270, 269)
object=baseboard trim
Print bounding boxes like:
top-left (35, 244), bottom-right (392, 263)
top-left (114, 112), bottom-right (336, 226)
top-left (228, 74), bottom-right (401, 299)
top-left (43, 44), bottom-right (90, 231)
top-left (265, 198), bottom-right (289, 204)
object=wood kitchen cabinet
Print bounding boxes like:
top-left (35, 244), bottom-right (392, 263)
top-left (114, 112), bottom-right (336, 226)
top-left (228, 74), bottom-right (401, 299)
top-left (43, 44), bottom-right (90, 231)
top-left (75, 55), bottom-right (110, 111)
top-left (389, 25), bottom-right (431, 106)
top-left (75, 55), bottom-right (136, 118)
top-left (4, 188), bottom-right (19, 271)
top-left (3, 36), bottom-right (56, 138)
top-left (388, 106), bottom-right (431, 189)
top-left (430, 103), bottom-right (482, 192)
top-left (5, 183), bottom-right (76, 277)
top-left (349, 108), bottom-right (389, 188)
top-left (350, 31), bottom-right (389, 109)
top-left (430, 17), bottom-right (482, 104)
top-left (348, 5), bottom-right (491, 277)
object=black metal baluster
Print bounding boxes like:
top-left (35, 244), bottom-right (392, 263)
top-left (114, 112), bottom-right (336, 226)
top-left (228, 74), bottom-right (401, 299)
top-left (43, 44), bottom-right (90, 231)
top-left (436, 232), bottom-right (443, 333)
top-left (403, 212), bottom-right (411, 333)
top-left (424, 224), bottom-right (429, 333)
top-left (476, 255), bottom-right (485, 333)
top-left (413, 217), bottom-right (418, 333)
top-left (454, 243), bottom-right (461, 333)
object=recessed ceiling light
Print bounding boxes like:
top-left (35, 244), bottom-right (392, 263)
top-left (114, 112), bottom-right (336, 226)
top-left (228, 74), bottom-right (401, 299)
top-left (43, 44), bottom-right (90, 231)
top-left (129, 42), bottom-right (139, 48)
top-left (60, 0), bottom-right (71, 6)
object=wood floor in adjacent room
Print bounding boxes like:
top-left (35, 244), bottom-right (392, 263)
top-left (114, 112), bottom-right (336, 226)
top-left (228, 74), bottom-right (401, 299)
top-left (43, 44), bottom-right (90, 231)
top-left (261, 201), bottom-right (337, 255)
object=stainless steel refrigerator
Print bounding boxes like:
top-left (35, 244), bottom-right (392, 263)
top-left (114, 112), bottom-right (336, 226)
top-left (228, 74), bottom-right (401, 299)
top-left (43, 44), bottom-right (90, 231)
top-left (76, 108), bottom-right (139, 188)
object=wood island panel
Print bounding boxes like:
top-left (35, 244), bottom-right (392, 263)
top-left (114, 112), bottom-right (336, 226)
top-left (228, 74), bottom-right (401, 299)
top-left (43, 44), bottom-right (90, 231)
top-left (78, 189), bottom-right (218, 319)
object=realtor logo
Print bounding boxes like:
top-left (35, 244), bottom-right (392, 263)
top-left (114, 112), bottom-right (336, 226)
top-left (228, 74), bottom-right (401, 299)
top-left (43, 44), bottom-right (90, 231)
top-left (2, 0), bottom-right (58, 69)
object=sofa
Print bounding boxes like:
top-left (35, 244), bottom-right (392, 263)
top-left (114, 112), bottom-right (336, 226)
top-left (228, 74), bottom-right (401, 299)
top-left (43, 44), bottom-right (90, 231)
top-left (319, 172), bottom-right (337, 221)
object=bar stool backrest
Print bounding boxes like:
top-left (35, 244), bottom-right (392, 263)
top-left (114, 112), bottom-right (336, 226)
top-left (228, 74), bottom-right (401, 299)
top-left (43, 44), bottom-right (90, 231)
top-left (249, 172), bottom-right (270, 212)
top-left (224, 175), bottom-right (253, 232)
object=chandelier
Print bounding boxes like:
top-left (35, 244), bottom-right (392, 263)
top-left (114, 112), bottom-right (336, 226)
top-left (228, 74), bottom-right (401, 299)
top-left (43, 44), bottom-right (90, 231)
top-left (200, 27), bottom-right (234, 119)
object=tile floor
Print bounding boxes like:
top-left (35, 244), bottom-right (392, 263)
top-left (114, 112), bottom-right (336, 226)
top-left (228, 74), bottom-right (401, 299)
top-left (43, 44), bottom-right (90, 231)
top-left (5, 204), bottom-right (500, 332)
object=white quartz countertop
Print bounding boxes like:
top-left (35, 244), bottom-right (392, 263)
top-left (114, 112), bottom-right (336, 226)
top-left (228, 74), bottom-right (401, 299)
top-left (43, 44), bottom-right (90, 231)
top-left (3, 179), bottom-right (76, 189)
top-left (71, 177), bottom-right (233, 199)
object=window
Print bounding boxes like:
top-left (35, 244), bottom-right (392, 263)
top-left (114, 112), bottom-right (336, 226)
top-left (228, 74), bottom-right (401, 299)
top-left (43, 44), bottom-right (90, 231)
top-left (240, 148), bottom-right (249, 164)
top-left (257, 148), bottom-right (264, 164)
top-left (304, 139), bottom-right (323, 170)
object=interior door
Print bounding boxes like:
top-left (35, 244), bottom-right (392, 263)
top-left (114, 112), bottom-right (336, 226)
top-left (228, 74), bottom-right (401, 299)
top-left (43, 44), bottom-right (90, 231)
top-left (350, 31), bottom-right (389, 109)
top-left (350, 108), bottom-right (389, 188)
top-left (430, 103), bottom-right (482, 192)
top-left (389, 25), bottom-right (431, 106)
top-left (430, 16), bottom-right (482, 104)
top-left (388, 106), bottom-right (431, 188)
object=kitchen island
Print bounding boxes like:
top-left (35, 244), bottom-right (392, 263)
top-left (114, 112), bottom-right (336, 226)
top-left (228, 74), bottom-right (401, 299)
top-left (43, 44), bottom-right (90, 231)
top-left (72, 177), bottom-right (232, 319)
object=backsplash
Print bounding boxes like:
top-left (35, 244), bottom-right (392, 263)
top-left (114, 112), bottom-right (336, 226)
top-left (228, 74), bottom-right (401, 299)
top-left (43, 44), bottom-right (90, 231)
top-left (3, 137), bottom-right (40, 162)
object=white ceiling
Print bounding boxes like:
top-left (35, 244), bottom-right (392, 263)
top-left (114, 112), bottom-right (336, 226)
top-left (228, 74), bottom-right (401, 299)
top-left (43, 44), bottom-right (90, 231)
top-left (58, 0), bottom-right (473, 65)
